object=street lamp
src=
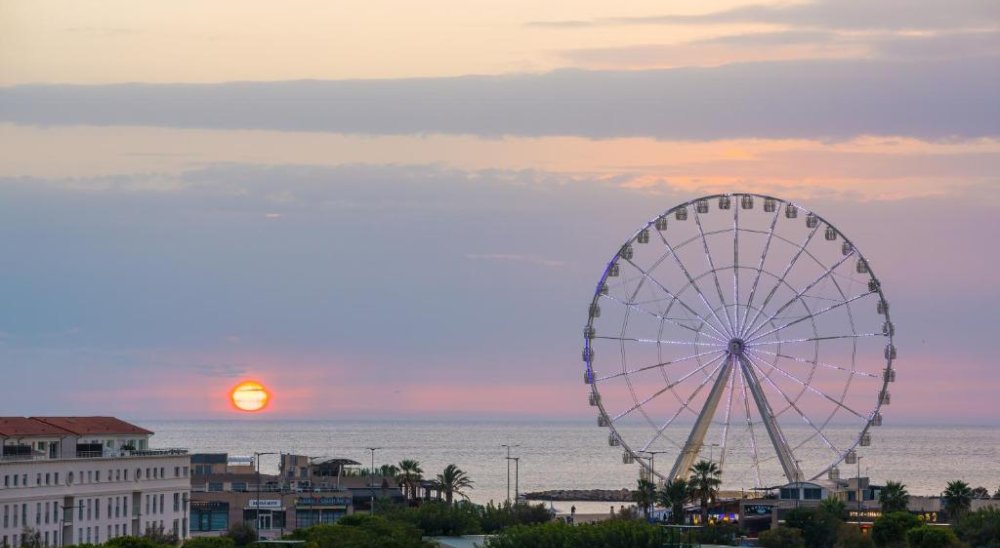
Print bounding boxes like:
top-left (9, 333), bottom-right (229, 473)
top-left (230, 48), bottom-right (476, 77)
top-left (639, 451), bottom-right (669, 485)
top-left (856, 456), bottom-right (864, 529)
top-left (509, 457), bottom-right (520, 503)
top-left (254, 452), bottom-right (281, 540)
top-left (707, 443), bottom-right (721, 463)
top-left (501, 444), bottom-right (520, 504)
top-left (365, 447), bottom-right (381, 515)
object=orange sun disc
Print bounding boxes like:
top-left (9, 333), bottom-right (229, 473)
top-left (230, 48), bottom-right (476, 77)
top-left (231, 381), bottom-right (270, 412)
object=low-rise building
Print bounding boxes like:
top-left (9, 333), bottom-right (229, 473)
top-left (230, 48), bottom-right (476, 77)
top-left (0, 417), bottom-right (190, 547)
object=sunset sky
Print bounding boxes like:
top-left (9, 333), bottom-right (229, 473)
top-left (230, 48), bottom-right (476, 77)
top-left (1, 0), bottom-right (998, 423)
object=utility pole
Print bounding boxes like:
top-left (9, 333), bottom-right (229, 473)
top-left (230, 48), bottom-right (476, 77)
top-left (365, 447), bottom-right (381, 515)
top-left (511, 457), bottom-right (520, 502)
top-left (501, 444), bottom-right (519, 504)
top-left (856, 456), bottom-right (864, 529)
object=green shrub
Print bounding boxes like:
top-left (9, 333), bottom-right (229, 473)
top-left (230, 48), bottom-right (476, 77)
top-left (693, 523), bottom-right (741, 544)
top-left (784, 507), bottom-right (842, 548)
top-left (288, 515), bottom-right (431, 548)
top-left (183, 537), bottom-right (236, 548)
top-left (871, 512), bottom-right (919, 547)
top-left (833, 523), bottom-right (874, 548)
top-left (103, 537), bottom-right (167, 548)
top-left (905, 525), bottom-right (961, 547)
top-left (224, 522), bottom-right (256, 547)
top-left (758, 526), bottom-right (805, 548)
top-left (484, 519), bottom-right (666, 548)
top-left (953, 507), bottom-right (1000, 548)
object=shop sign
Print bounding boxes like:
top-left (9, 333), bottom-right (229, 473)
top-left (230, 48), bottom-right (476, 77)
top-left (247, 499), bottom-right (283, 509)
top-left (297, 496), bottom-right (351, 507)
top-left (744, 504), bottom-right (773, 516)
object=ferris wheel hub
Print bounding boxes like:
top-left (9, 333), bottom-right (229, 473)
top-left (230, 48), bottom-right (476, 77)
top-left (727, 338), bottom-right (746, 355)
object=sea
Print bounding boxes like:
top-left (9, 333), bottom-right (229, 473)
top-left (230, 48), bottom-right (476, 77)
top-left (144, 420), bottom-right (1000, 514)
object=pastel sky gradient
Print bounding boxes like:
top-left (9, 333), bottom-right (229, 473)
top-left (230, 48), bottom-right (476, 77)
top-left (1, 0), bottom-right (998, 423)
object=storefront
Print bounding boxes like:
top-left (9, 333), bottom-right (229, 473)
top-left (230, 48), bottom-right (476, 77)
top-left (244, 499), bottom-right (287, 532)
top-left (294, 496), bottom-right (351, 528)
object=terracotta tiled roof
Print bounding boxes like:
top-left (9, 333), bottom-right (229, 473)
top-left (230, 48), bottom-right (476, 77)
top-left (0, 417), bottom-right (72, 437)
top-left (30, 417), bottom-right (153, 436)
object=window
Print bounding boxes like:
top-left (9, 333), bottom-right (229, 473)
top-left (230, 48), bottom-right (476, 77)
top-left (145, 495), bottom-right (150, 515)
top-left (45, 473), bottom-right (50, 485)
top-left (36, 502), bottom-right (41, 524)
top-left (95, 499), bottom-right (100, 520)
top-left (78, 503), bottom-right (84, 521)
top-left (208, 482), bottom-right (223, 492)
top-left (173, 494), bottom-right (180, 513)
top-left (191, 502), bottom-right (229, 532)
top-left (36, 473), bottom-right (41, 486)
top-left (4, 504), bottom-right (8, 527)
top-left (231, 482), bottom-right (247, 492)
top-left (45, 502), bottom-right (50, 524)
top-left (174, 467), bottom-right (180, 477)
top-left (779, 487), bottom-right (798, 500)
top-left (67, 472), bottom-right (74, 485)
top-left (55, 473), bottom-right (59, 485)
top-left (152, 495), bottom-right (157, 514)
top-left (803, 488), bottom-right (823, 500)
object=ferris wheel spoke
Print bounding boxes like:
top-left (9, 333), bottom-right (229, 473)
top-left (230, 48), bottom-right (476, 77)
top-left (695, 210), bottom-right (737, 335)
top-left (601, 293), bottom-right (728, 343)
top-left (740, 206), bottom-right (781, 337)
top-left (751, 347), bottom-right (879, 379)
top-left (738, 369), bottom-right (763, 487)
top-left (732, 203), bottom-right (741, 335)
top-left (595, 348), bottom-right (726, 382)
top-left (594, 335), bottom-right (724, 346)
top-left (743, 352), bottom-right (843, 457)
top-left (656, 232), bottom-right (734, 339)
top-left (637, 357), bottom-right (730, 454)
top-left (625, 257), bottom-right (731, 342)
top-left (745, 349), bottom-right (867, 420)
top-left (748, 332), bottom-right (883, 346)
top-left (717, 357), bottom-right (738, 472)
top-left (745, 290), bottom-right (874, 345)
top-left (741, 224), bottom-right (820, 338)
top-left (611, 353), bottom-right (728, 423)
top-left (742, 251), bottom-right (857, 342)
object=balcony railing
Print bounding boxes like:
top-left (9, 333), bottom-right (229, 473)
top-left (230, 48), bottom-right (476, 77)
top-left (1, 448), bottom-right (188, 462)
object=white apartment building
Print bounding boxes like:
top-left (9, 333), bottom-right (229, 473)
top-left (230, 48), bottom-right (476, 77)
top-left (0, 417), bottom-right (191, 547)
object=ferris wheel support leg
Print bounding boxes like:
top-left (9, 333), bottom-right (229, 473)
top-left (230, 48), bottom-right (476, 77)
top-left (668, 356), bottom-right (734, 481)
top-left (738, 355), bottom-right (802, 483)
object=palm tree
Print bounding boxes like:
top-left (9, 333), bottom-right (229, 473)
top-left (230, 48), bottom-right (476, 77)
top-left (942, 480), bottom-right (973, 519)
top-left (820, 496), bottom-right (847, 520)
top-left (396, 459), bottom-right (423, 500)
top-left (688, 460), bottom-right (722, 524)
top-left (436, 464), bottom-right (473, 504)
top-left (658, 479), bottom-right (690, 524)
top-left (633, 478), bottom-right (656, 519)
top-left (879, 480), bottom-right (910, 513)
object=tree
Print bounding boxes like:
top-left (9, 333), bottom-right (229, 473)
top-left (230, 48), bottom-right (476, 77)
top-left (224, 522), bottom-right (256, 547)
top-left (784, 507), bottom-right (841, 548)
top-left (758, 526), bottom-right (805, 548)
top-left (290, 515), bottom-right (432, 548)
top-left (104, 538), bottom-right (165, 548)
top-left (906, 525), bottom-right (961, 547)
top-left (878, 481), bottom-right (910, 513)
top-left (993, 486), bottom-right (1000, 500)
top-left (657, 479), bottom-right (689, 524)
top-left (143, 523), bottom-right (178, 545)
top-left (821, 496), bottom-right (848, 521)
top-left (953, 507), bottom-right (1000, 548)
top-left (688, 459), bottom-right (721, 524)
top-left (834, 523), bottom-right (874, 548)
top-left (19, 527), bottom-right (42, 548)
top-left (870, 511), bottom-right (919, 547)
top-left (435, 464), bottom-right (473, 504)
top-left (970, 485), bottom-right (990, 499)
top-left (379, 463), bottom-right (400, 479)
top-left (633, 478), bottom-right (656, 519)
top-left (942, 480), bottom-right (973, 520)
top-left (397, 459), bottom-right (423, 500)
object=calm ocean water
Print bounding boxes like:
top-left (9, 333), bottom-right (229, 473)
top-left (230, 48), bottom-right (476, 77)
top-left (143, 420), bottom-right (1000, 513)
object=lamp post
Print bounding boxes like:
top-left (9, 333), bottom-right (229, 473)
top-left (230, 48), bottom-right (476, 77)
top-left (501, 444), bottom-right (520, 504)
top-left (639, 450), bottom-right (669, 486)
top-left (707, 443), bottom-right (721, 464)
top-left (254, 452), bottom-right (280, 540)
top-left (509, 457), bottom-right (520, 503)
top-left (365, 447), bottom-right (381, 515)
top-left (856, 456), bottom-right (864, 529)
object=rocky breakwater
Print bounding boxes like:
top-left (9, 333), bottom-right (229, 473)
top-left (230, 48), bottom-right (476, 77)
top-left (521, 488), bottom-right (634, 502)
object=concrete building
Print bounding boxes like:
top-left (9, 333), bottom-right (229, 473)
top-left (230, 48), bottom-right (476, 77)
top-left (189, 453), bottom-right (404, 539)
top-left (0, 417), bottom-right (190, 547)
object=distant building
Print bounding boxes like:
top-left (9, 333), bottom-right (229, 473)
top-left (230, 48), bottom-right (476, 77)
top-left (190, 453), bottom-right (408, 539)
top-left (0, 417), bottom-right (191, 547)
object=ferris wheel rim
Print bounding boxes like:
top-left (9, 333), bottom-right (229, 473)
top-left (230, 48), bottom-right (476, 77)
top-left (584, 192), bottom-right (895, 485)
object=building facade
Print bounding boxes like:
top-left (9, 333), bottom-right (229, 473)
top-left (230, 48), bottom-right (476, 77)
top-left (0, 417), bottom-right (190, 547)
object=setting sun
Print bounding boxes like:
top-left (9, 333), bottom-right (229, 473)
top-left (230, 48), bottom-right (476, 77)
top-left (231, 381), bottom-right (270, 412)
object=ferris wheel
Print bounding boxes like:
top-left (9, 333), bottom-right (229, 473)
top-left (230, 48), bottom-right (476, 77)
top-left (582, 194), bottom-right (895, 487)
